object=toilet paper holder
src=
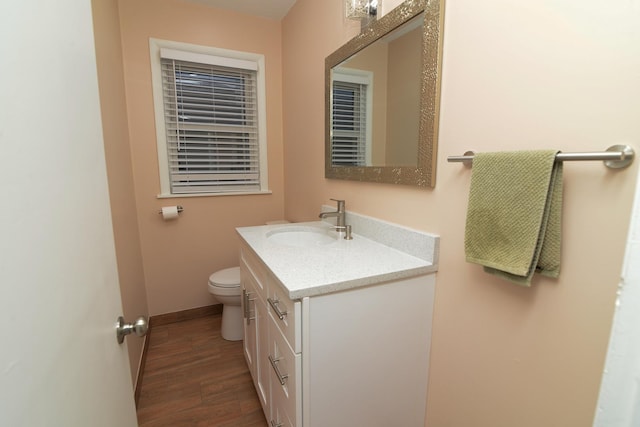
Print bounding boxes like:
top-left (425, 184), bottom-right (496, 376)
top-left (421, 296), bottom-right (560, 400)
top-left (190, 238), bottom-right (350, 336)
top-left (157, 205), bottom-right (184, 215)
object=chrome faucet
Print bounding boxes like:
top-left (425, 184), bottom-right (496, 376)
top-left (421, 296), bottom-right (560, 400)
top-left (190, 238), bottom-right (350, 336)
top-left (319, 199), bottom-right (353, 239)
top-left (319, 198), bottom-right (346, 227)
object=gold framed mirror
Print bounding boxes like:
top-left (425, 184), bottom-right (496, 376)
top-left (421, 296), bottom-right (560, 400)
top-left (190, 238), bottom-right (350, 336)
top-left (325, 0), bottom-right (444, 187)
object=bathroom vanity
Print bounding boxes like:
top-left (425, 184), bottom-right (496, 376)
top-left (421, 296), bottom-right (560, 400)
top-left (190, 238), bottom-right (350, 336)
top-left (237, 216), bottom-right (439, 427)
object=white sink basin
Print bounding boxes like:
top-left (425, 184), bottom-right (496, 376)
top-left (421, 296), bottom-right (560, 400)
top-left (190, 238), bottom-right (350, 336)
top-left (267, 226), bottom-right (336, 248)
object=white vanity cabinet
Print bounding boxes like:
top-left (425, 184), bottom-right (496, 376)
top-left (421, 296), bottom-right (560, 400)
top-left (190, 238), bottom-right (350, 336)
top-left (239, 236), bottom-right (436, 427)
top-left (241, 244), bottom-right (303, 426)
top-left (302, 273), bottom-right (435, 426)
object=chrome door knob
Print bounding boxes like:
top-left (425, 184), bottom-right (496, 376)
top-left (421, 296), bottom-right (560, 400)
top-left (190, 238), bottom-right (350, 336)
top-left (116, 316), bottom-right (148, 344)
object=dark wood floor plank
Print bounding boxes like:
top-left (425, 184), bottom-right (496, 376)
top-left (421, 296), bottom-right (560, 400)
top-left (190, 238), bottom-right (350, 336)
top-left (137, 313), bottom-right (267, 427)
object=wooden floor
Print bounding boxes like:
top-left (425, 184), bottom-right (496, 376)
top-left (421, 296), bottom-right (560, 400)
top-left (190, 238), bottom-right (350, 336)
top-left (136, 313), bottom-right (268, 427)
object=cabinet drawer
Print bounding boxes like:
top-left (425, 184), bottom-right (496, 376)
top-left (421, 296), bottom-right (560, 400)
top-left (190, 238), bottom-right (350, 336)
top-left (269, 382), bottom-right (301, 427)
top-left (267, 278), bottom-right (301, 353)
top-left (268, 318), bottom-right (301, 427)
top-left (240, 246), bottom-right (267, 300)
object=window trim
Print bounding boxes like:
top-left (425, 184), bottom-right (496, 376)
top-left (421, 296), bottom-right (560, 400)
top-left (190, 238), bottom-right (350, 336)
top-left (149, 38), bottom-right (269, 197)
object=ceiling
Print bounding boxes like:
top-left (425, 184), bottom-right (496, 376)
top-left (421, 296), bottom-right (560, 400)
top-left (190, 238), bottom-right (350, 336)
top-left (182, 0), bottom-right (298, 20)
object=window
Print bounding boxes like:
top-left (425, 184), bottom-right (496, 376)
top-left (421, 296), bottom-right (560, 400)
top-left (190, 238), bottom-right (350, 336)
top-left (150, 39), bottom-right (268, 196)
top-left (331, 69), bottom-right (372, 166)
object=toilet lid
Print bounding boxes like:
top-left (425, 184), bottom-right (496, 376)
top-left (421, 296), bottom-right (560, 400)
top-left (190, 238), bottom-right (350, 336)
top-left (209, 266), bottom-right (240, 288)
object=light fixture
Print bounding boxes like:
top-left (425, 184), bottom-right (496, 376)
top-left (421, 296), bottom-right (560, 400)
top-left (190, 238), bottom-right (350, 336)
top-left (345, 0), bottom-right (379, 21)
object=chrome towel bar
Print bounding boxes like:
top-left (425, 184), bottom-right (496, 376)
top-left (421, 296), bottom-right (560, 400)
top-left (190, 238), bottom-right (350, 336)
top-left (447, 144), bottom-right (635, 170)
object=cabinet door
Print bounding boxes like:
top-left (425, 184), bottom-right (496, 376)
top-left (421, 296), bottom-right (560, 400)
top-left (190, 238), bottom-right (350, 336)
top-left (254, 293), bottom-right (270, 411)
top-left (242, 257), bottom-right (270, 416)
top-left (240, 260), bottom-right (258, 384)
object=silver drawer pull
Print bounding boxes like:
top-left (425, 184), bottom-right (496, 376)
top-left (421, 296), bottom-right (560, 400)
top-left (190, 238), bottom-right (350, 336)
top-left (267, 297), bottom-right (287, 320)
top-left (242, 289), bottom-right (248, 319)
top-left (270, 421), bottom-right (283, 427)
top-left (268, 355), bottom-right (289, 385)
top-left (244, 290), bottom-right (256, 325)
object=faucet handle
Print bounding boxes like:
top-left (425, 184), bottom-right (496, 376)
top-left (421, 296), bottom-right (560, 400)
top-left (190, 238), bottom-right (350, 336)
top-left (332, 225), bottom-right (353, 240)
top-left (330, 198), bottom-right (345, 211)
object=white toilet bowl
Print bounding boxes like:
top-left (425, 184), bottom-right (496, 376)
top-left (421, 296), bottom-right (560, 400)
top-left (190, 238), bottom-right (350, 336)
top-left (208, 266), bottom-right (242, 341)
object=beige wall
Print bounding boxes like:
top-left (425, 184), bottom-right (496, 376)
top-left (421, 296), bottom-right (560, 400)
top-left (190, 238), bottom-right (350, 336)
top-left (91, 0), bottom-right (149, 384)
top-left (282, 0), bottom-right (640, 426)
top-left (117, 0), bottom-right (285, 315)
top-left (282, 0), bottom-right (360, 207)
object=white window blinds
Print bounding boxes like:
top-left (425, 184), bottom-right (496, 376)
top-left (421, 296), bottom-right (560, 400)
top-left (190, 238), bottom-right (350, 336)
top-left (160, 53), bottom-right (260, 194)
top-left (331, 80), bottom-right (367, 166)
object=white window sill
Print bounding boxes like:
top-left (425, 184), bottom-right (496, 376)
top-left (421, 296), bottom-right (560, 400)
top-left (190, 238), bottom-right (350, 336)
top-left (157, 190), bottom-right (273, 199)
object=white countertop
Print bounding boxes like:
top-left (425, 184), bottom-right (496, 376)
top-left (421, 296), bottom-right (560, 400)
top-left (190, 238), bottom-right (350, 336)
top-left (236, 221), bottom-right (438, 300)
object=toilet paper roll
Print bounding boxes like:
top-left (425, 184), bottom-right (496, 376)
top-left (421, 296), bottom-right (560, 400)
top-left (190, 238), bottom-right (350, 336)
top-left (161, 206), bottom-right (180, 220)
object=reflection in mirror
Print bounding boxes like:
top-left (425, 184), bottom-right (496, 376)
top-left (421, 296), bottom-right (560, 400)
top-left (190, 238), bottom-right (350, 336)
top-left (325, 0), bottom-right (444, 187)
top-left (332, 15), bottom-right (422, 167)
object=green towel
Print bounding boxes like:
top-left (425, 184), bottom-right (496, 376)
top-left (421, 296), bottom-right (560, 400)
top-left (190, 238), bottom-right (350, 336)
top-left (464, 150), bottom-right (563, 286)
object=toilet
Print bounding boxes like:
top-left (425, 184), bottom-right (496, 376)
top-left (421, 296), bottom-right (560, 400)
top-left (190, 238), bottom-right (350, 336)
top-left (208, 221), bottom-right (288, 341)
top-left (208, 266), bottom-right (242, 341)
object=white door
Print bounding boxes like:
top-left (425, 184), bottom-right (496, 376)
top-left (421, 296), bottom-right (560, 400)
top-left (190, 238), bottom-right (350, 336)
top-left (593, 169), bottom-right (640, 426)
top-left (0, 0), bottom-right (138, 426)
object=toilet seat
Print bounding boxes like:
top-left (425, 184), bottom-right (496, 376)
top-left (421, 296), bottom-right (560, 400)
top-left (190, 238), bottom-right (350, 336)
top-left (208, 266), bottom-right (240, 288)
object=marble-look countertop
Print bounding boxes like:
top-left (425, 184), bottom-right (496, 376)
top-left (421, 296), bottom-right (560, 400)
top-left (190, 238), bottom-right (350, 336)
top-left (236, 220), bottom-right (438, 300)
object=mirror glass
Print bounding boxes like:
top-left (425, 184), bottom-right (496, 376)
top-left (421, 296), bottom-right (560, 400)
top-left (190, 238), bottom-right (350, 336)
top-left (325, 0), bottom-right (444, 187)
